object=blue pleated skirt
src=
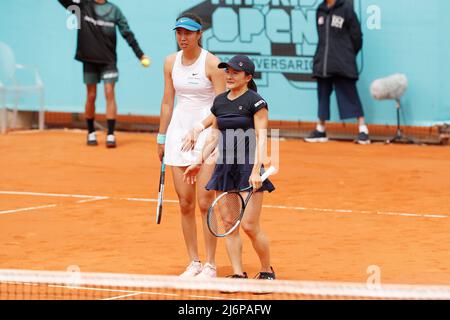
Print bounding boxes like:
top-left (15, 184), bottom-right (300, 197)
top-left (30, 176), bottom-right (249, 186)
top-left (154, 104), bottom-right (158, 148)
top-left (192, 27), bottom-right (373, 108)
top-left (205, 164), bottom-right (275, 193)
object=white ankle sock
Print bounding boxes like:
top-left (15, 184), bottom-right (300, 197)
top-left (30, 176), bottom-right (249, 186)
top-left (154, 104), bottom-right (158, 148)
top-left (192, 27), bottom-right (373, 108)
top-left (359, 125), bottom-right (369, 134)
top-left (316, 124), bottom-right (326, 133)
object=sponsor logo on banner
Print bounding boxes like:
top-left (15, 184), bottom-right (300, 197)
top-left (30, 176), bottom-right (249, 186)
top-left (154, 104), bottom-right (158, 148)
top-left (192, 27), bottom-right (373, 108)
top-left (181, 0), bottom-right (362, 91)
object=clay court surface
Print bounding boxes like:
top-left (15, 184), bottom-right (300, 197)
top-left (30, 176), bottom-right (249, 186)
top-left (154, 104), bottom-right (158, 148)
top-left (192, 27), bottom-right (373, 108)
top-left (1, 130), bottom-right (450, 292)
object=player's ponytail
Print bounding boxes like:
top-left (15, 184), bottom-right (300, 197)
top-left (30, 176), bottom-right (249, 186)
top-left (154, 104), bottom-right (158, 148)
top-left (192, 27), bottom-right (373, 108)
top-left (246, 74), bottom-right (258, 92)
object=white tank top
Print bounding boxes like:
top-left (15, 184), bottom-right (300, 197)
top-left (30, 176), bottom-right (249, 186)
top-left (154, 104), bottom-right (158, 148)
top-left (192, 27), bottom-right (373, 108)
top-left (171, 48), bottom-right (215, 110)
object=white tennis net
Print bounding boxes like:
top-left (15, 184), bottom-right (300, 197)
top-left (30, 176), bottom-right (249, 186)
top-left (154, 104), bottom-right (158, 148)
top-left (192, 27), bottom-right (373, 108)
top-left (1, 269), bottom-right (450, 300)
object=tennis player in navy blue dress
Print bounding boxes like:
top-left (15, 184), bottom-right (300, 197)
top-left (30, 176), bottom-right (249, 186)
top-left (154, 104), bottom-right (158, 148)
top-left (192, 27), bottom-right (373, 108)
top-left (184, 55), bottom-right (276, 280)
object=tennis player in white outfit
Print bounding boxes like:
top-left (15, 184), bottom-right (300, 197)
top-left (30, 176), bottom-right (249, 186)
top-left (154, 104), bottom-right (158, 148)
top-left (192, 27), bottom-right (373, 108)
top-left (157, 13), bottom-right (226, 278)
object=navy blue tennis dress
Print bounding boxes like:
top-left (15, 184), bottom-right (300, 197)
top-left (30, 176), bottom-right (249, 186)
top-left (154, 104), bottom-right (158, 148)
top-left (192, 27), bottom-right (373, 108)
top-left (205, 89), bottom-right (275, 193)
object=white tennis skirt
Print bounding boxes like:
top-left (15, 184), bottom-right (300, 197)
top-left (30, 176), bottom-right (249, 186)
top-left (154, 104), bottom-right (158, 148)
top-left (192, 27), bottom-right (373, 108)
top-left (164, 105), bottom-right (211, 167)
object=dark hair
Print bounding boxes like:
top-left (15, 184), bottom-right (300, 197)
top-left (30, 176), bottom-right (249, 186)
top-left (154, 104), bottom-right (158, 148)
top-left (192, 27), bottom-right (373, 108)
top-left (245, 72), bottom-right (258, 92)
top-left (176, 13), bottom-right (203, 47)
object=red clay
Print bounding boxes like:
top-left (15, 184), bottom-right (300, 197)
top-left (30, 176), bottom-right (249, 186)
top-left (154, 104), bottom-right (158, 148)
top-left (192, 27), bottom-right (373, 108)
top-left (1, 130), bottom-right (449, 286)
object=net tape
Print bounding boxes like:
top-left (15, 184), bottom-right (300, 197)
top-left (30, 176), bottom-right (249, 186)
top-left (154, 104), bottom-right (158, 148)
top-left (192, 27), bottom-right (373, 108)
top-left (1, 269), bottom-right (450, 300)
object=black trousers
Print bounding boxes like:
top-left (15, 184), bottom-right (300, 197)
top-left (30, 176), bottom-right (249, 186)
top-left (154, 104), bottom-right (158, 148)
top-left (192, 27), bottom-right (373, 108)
top-left (317, 77), bottom-right (364, 121)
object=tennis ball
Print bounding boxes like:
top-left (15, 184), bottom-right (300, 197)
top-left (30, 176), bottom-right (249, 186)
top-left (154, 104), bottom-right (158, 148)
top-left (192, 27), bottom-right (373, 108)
top-left (141, 57), bottom-right (151, 68)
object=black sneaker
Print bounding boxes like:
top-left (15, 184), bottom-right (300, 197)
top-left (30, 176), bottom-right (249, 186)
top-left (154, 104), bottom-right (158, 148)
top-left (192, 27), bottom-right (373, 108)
top-left (253, 267), bottom-right (275, 295)
top-left (226, 272), bottom-right (248, 279)
top-left (304, 130), bottom-right (328, 143)
top-left (87, 132), bottom-right (98, 146)
top-left (357, 132), bottom-right (371, 145)
top-left (254, 267), bottom-right (276, 280)
top-left (220, 273), bottom-right (248, 294)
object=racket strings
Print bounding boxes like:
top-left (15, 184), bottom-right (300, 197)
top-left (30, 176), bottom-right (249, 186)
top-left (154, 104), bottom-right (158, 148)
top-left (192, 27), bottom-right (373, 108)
top-left (208, 192), bottom-right (244, 236)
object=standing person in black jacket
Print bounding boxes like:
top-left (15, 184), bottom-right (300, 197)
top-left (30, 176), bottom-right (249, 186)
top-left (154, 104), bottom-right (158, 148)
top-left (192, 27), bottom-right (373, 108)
top-left (58, 0), bottom-right (150, 148)
top-left (306, 0), bottom-right (370, 144)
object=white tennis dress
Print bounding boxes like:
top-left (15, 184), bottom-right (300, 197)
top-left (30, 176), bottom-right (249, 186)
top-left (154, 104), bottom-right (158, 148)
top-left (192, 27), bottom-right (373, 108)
top-left (164, 49), bottom-right (215, 167)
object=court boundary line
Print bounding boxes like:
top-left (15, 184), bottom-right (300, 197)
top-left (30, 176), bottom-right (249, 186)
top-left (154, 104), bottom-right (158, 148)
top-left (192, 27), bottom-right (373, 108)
top-left (102, 292), bottom-right (145, 300)
top-left (0, 204), bottom-right (58, 215)
top-left (56, 284), bottom-right (240, 300)
top-left (76, 197), bottom-right (109, 204)
top-left (0, 190), bottom-right (448, 220)
top-left (10, 282), bottom-right (241, 301)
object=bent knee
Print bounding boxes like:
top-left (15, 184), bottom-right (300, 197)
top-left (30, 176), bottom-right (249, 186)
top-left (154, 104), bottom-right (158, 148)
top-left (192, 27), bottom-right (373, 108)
top-left (241, 222), bottom-right (260, 237)
top-left (197, 197), bottom-right (213, 215)
top-left (178, 198), bottom-right (195, 215)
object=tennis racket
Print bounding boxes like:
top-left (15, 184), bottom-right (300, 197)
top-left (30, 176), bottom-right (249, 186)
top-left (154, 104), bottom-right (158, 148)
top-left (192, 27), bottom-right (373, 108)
top-left (156, 157), bottom-right (166, 224)
top-left (207, 166), bottom-right (276, 237)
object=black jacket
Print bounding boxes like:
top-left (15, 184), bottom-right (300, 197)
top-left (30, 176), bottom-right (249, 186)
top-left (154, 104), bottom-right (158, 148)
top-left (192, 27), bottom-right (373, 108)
top-left (313, 0), bottom-right (363, 79)
top-left (58, 0), bottom-right (144, 64)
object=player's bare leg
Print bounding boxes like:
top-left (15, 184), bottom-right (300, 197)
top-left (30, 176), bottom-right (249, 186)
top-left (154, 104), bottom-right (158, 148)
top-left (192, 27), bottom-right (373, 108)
top-left (171, 166), bottom-right (202, 276)
top-left (195, 162), bottom-right (218, 277)
top-left (224, 227), bottom-right (245, 276)
top-left (104, 83), bottom-right (117, 148)
top-left (85, 84), bottom-right (98, 146)
top-left (241, 192), bottom-right (271, 273)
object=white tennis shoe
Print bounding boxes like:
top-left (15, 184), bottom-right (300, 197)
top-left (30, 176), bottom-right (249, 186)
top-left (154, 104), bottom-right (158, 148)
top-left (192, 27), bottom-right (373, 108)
top-left (179, 261), bottom-right (202, 277)
top-left (87, 132), bottom-right (98, 146)
top-left (196, 263), bottom-right (217, 279)
top-left (106, 134), bottom-right (116, 148)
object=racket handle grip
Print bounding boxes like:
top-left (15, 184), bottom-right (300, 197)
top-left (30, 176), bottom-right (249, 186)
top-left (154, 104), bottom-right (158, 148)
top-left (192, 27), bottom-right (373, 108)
top-left (261, 166), bottom-right (276, 182)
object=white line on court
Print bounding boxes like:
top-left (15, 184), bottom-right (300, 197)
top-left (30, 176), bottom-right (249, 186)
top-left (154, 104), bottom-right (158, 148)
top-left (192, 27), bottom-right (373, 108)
top-left (102, 292), bottom-right (146, 300)
top-left (424, 215), bottom-right (448, 218)
top-left (263, 205), bottom-right (448, 219)
top-left (46, 283), bottom-right (238, 300)
top-left (76, 197), bottom-right (110, 204)
top-left (121, 197), bottom-right (178, 203)
top-left (0, 191), bottom-right (99, 199)
top-left (0, 190), bottom-right (448, 220)
top-left (0, 204), bottom-right (57, 215)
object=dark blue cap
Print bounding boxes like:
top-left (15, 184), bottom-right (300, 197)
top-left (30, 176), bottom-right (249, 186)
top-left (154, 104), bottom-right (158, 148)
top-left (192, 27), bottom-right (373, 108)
top-left (218, 55), bottom-right (255, 76)
top-left (218, 55), bottom-right (257, 91)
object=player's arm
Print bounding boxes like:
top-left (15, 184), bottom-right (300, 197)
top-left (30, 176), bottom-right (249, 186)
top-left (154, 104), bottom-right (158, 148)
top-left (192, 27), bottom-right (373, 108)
top-left (181, 113), bottom-right (215, 152)
top-left (206, 53), bottom-right (226, 96)
top-left (116, 7), bottom-right (147, 62)
top-left (250, 107), bottom-right (269, 190)
top-left (183, 118), bottom-right (220, 184)
top-left (157, 55), bottom-right (176, 161)
top-left (201, 118), bottom-right (220, 165)
top-left (200, 114), bottom-right (215, 130)
top-left (58, 0), bottom-right (83, 10)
